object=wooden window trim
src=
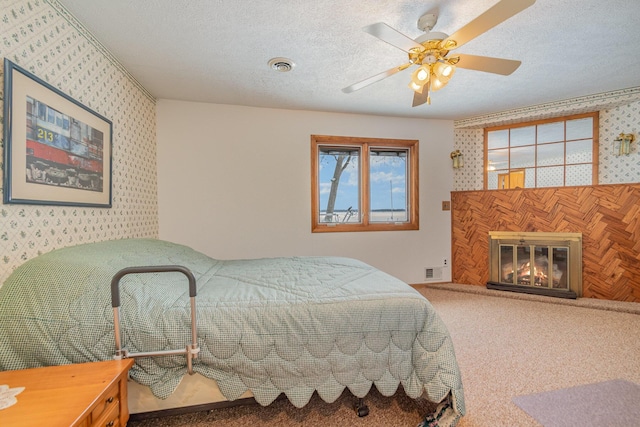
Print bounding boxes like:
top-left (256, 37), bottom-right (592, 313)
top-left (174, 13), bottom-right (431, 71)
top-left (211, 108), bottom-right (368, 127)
top-left (311, 135), bottom-right (419, 233)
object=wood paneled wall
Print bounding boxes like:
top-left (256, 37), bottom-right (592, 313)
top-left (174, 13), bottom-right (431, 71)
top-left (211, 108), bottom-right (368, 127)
top-left (451, 184), bottom-right (640, 302)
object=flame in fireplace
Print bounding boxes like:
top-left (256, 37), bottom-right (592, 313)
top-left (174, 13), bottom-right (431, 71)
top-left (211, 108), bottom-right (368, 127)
top-left (517, 261), bottom-right (548, 286)
top-left (502, 256), bottom-right (565, 288)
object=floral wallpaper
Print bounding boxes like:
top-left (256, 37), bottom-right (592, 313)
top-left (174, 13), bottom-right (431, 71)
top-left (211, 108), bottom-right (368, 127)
top-left (1, 0), bottom-right (159, 285)
top-left (452, 128), bottom-right (483, 191)
top-left (599, 101), bottom-right (640, 183)
top-left (453, 90), bottom-right (640, 191)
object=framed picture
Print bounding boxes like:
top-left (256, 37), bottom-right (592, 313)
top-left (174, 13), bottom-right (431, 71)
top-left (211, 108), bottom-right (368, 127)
top-left (3, 59), bottom-right (112, 207)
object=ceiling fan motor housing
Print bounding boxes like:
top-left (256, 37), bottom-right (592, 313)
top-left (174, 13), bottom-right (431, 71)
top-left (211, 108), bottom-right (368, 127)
top-left (409, 37), bottom-right (450, 66)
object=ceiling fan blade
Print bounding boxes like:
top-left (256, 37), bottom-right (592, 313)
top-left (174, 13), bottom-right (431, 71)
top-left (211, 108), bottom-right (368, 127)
top-left (412, 85), bottom-right (430, 107)
top-left (363, 22), bottom-right (423, 53)
top-left (443, 0), bottom-right (536, 50)
top-left (455, 53), bottom-right (521, 75)
top-left (342, 63), bottom-right (412, 93)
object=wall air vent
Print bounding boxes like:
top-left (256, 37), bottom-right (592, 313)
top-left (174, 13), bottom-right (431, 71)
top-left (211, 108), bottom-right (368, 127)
top-left (425, 267), bottom-right (443, 281)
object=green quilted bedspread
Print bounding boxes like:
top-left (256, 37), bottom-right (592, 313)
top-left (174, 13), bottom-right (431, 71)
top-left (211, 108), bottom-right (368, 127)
top-left (0, 239), bottom-right (464, 418)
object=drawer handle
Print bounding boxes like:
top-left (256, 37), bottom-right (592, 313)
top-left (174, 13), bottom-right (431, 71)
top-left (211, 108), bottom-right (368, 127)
top-left (106, 421), bottom-right (115, 427)
top-left (106, 396), bottom-right (114, 404)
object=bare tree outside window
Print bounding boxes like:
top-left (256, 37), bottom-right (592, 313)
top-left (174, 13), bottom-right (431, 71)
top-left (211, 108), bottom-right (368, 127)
top-left (322, 151), bottom-right (354, 222)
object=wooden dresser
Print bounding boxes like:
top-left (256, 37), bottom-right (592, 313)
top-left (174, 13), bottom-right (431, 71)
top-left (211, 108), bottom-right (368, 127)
top-left (0, 359), bottom-right (134, 427)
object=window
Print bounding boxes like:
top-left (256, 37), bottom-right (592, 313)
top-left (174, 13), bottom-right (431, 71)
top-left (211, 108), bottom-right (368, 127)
top-left (485, 112), bottom-right (598, 189)
top-left (311, 135), bottom-right (418, 232)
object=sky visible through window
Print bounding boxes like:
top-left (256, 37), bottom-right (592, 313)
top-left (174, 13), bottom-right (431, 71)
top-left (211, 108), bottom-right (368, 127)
top-left (319, 151), bottom-right (407, 213)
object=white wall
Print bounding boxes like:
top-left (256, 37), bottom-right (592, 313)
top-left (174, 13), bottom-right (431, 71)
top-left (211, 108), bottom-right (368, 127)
top-left (156, 100), bottom-right (454, 284)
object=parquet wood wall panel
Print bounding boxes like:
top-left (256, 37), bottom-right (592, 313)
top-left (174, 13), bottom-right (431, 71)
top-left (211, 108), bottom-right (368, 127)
top-left (451, 184), bottom-right (640, 302)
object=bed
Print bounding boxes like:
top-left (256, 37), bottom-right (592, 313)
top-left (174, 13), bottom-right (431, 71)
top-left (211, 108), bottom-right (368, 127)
top-left (0, 238), bottom-right (465, 425)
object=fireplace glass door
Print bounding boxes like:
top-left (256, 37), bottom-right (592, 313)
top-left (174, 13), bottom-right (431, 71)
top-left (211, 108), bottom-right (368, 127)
top-left (499, 244), bottom-right (569, 290)
top-left (489, 232), bottom-right (581, 298)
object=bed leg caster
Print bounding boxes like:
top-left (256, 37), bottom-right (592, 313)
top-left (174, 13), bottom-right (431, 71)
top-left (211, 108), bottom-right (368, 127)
top-left (355, 398), bottom-right (369, 417)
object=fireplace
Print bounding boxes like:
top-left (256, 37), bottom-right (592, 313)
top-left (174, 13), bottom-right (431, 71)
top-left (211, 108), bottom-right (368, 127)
top-left (487, 232), bottom-right (582, 299)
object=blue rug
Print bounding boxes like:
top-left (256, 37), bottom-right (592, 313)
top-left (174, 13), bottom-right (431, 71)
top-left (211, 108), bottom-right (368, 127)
top-left (512, 379), bottom-right (640, 426)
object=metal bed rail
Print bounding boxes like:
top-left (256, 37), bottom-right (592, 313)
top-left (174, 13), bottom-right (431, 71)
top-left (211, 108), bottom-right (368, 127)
top-left (110, 265), bottom-right (200, 374)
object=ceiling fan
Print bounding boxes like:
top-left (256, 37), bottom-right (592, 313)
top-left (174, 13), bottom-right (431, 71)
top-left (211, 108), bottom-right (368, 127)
top-left (342, 0), bottom-right (536, 107)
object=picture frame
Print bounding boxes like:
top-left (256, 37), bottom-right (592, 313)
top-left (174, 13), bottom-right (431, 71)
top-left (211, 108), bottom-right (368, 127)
top-left (3, 58), bottom-right (112, 207)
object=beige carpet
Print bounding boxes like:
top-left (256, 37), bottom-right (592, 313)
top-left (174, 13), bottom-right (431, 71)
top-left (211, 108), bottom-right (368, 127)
top-left (128, 284), bottom-right (640, 427)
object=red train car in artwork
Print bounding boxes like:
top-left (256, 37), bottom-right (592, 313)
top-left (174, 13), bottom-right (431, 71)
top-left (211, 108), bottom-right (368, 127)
top-left (25, 96), bottom-right (104, 191)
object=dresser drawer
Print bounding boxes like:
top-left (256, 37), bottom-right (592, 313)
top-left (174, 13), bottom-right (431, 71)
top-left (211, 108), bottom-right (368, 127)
top-left (90, 380), bottom-right (121, 422)
top-left (92, 400), bottom-right (120, 427)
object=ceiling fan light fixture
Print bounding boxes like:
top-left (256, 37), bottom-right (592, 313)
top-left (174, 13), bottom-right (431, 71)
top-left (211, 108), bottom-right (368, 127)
top-left (433, 61), bottom-right (456, 82)
top-left (409, 80), bottom-right (425, 93)
top-left (409, 65), bottom-right (431, 93)
top-left (430, 75), bottom-right (448, 91)
top-left (342, 0), bottom-right (536, 107)
top-left (411, 65), bottom-right (430, 84)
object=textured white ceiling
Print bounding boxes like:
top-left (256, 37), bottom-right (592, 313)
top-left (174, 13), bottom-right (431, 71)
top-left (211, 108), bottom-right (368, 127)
top-left (59, 0), bottom-right (640, 120)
